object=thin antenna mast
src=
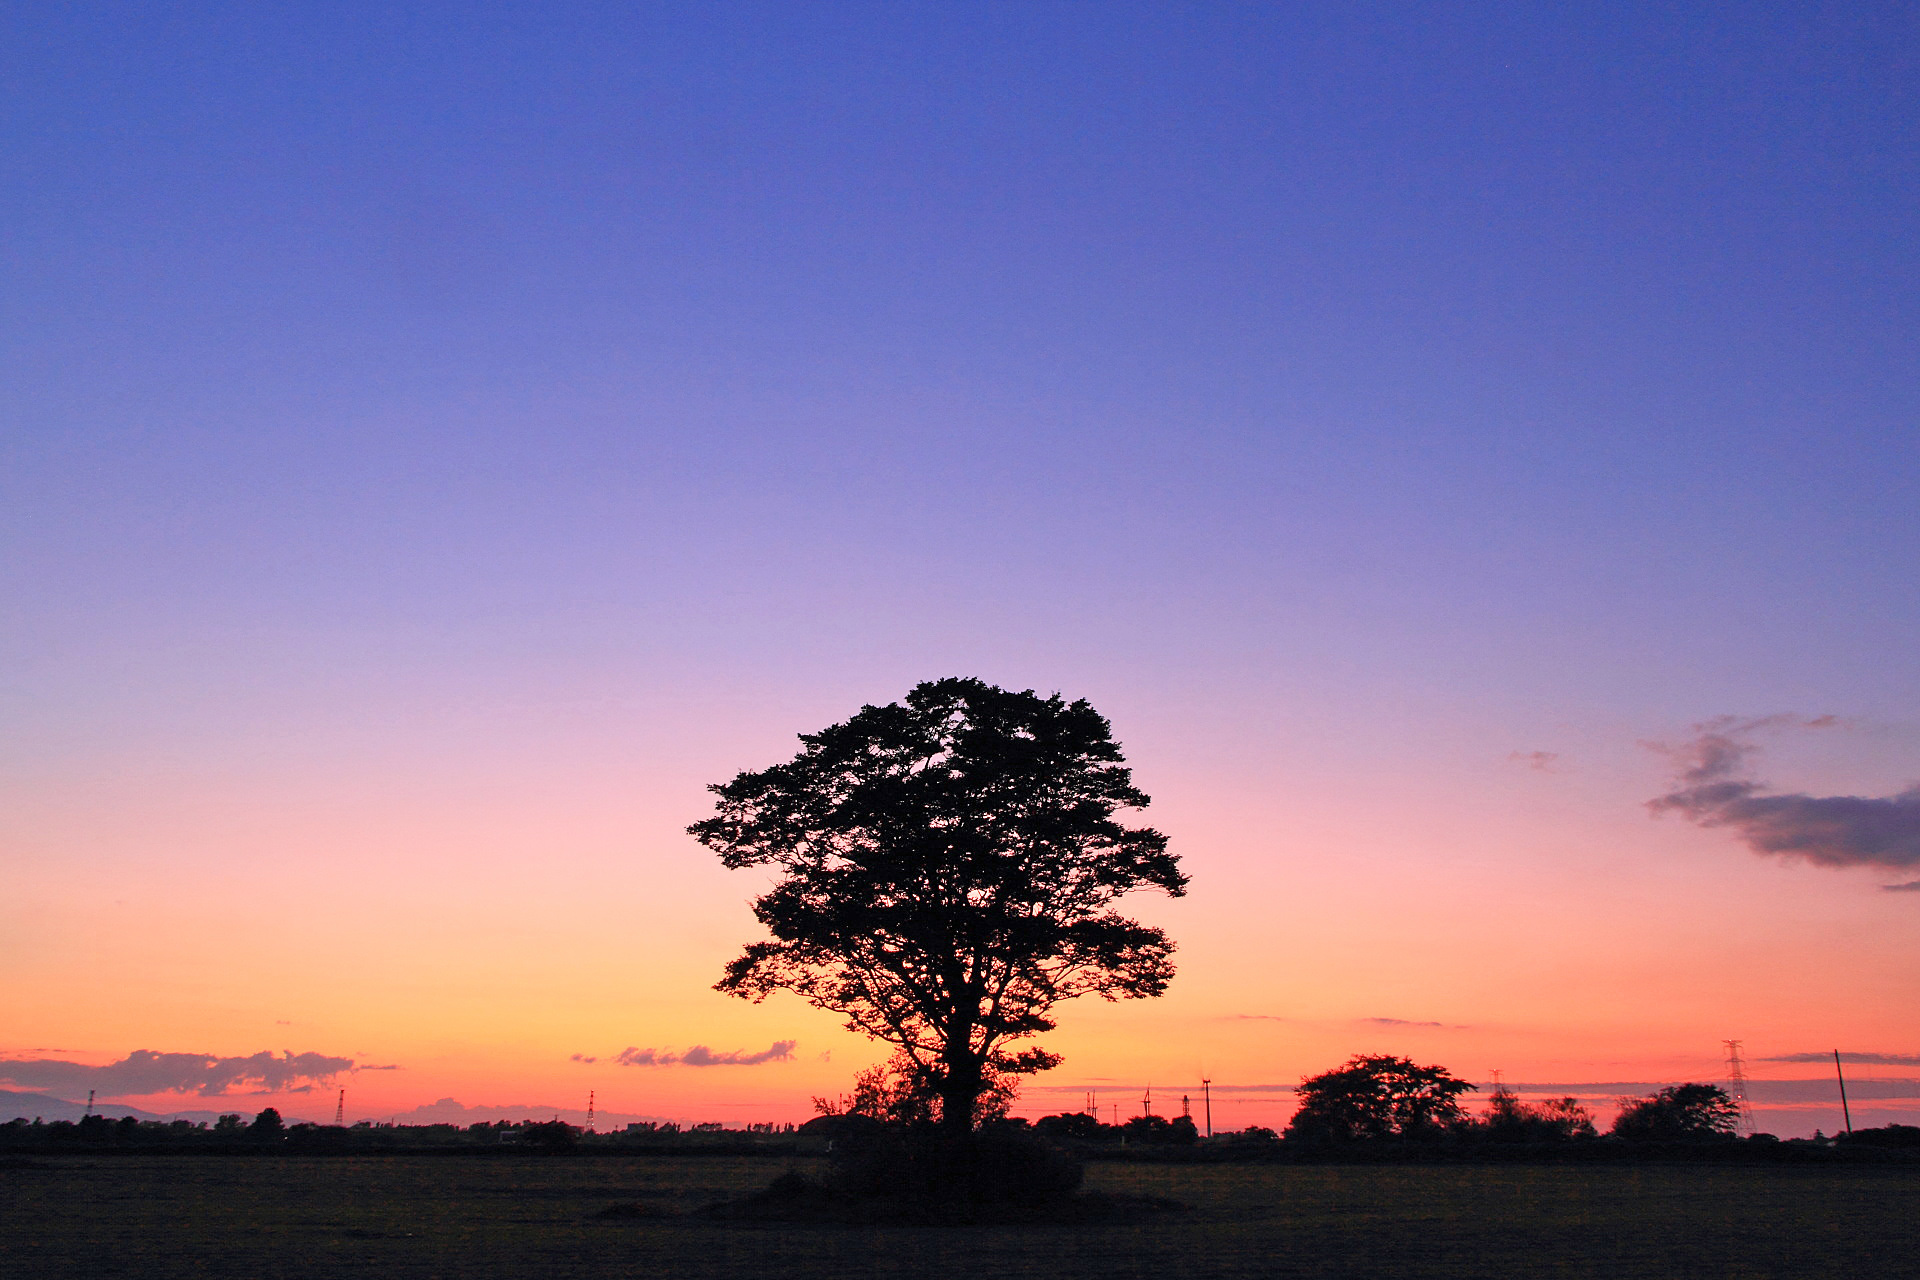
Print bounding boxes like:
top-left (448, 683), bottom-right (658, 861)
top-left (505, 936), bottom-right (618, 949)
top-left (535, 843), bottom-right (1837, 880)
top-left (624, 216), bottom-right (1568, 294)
top-left (586, 1090), bottom-right (596, 1133)
top-left (1723, 1040), bottom-right (1756, 1137)
top-left (1201, 1077), bottom-right (1212, 1139)
top-left (1833, 1050), bottom-right (1853, 1135)
top-left (85, 1089), bottom-right (95, 1118)
top-left (334, 1089), bottom-right (345, 1126)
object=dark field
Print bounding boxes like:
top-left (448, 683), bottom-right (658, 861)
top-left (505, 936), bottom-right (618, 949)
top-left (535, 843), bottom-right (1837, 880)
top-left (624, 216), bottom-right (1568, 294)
top-left (5, 1155), bottom-right (1916, 1279)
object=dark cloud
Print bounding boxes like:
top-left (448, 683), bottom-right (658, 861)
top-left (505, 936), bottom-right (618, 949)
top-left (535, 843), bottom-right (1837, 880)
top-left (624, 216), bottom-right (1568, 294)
top-left (1764, 1052), bottom-right (1920, 1066)
top-left (0, 1050), bottom-right (355, 1097)
top-left (613, 1040), bottom-right (796, 1068)
top-left (1647, 716), bottom-right (1920, 879)
top-left (1883, 880), bottom-right (1920, 893)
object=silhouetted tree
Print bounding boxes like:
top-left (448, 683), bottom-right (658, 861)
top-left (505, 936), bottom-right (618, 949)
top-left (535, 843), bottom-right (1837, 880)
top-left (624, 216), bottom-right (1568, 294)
top-left (1609, 1084), bottom-right (1738, 1140)
top-left (518, 1119), bottom-right (578, 1150)
top-left (1476, 1087), bottom-right (1597, 1142)
top-left (1121, 1113), bottom-right (1198, 1145)
top-left (1285, 1055), bottom-right (1475, 1141)
top-left (250, 1107), bottom-right (285, 1139)
top-left (692, 677), bottom-right (1186, 1134)
top-left (1033, 1112), bottom-right (1105, 1140)
top-left (814, 1051), bottom-right (1021, 1128)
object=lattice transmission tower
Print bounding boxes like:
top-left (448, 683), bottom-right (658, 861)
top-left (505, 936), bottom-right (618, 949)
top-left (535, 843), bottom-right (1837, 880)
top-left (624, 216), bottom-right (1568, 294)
top-left (1723, 1040), bottom-right (1757, 1137)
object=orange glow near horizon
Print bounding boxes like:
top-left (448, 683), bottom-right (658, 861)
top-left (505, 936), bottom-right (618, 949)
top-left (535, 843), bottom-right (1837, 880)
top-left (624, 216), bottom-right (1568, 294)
top-left (6, 690), bottom-right (1914, 1139)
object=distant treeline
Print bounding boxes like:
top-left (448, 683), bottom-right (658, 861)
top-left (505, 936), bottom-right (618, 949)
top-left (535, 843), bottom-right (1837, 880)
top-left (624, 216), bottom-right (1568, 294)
top-left (0, 1111), bottom-right (798, 1156)
top-left (7, 1052), bottom-right (1917, 1163)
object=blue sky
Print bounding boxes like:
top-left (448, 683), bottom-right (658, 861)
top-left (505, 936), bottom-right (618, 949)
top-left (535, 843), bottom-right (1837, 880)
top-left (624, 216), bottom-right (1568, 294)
top-left (3, 3), bottom-right (1917, 1131)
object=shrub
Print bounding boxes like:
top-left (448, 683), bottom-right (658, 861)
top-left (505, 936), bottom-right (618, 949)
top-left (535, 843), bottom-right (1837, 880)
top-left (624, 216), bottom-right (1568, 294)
top-left (1609, 1084), bottom-right (1738, 1140)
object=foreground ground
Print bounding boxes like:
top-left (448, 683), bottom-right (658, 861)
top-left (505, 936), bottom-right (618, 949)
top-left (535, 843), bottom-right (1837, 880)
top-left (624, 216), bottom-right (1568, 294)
top-left (4, 1154), bottom-right (1916, 1279)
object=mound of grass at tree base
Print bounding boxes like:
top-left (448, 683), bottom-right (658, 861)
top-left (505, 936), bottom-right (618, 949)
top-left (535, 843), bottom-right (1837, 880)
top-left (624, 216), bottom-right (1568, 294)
top-left (687, 1169), bottom-right (1186, 1225)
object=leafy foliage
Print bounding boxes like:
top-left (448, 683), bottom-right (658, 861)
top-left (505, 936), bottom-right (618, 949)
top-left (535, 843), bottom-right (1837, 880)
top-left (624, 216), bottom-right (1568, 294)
top-left (692, 678), bottom-right (1185, 1130)
top-left (1475, 1088), bottom-right (1597, 1141)
top-left (1284, 1055), bottom-right (1476, 1141)
top-left (1609, 1084), bottom-right (1739, 1140)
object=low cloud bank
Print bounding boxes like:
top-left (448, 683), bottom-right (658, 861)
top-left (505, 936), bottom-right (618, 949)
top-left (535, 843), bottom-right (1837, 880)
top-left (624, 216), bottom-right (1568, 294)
top-left (1765, 1051), bottom-right (1920, 1066)
top-left (0, 1050), bottom-right (354, 1097)
top-left (1647, 716), bottom-right (1920, 878)
top-left (391, 1097), bottom-right (674, 1128)
top-left (610, 1040), bottom-right (796, 1068)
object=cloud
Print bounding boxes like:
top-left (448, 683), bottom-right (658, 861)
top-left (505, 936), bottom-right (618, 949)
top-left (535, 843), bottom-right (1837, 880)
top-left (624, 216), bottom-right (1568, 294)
top-left (1361, 1017), bottom-right (1448, 1028)
top-left (389, 1097), bottom-right (676, 1128)
top-left (1510, 750), bottom-right (1561, 772)
top-left (570, 1054), bottom-right (598, 1064)
top-left (1764, 1052), bottom-right (1920, 1066)
top-left (1883, 880), bottom-right (1920, 893)
top-left (1647, 716), bottom-right (1920, 877)
top-left (612, 1040), bottom-right (796, 1068)
top-left (0, 1050), bottom-right (355, 1097)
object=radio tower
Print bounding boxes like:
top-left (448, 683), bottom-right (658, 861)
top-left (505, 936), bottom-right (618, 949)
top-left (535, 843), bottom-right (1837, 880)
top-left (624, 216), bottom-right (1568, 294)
top-left (1723, 1040), bottom-right (1756, 1137)
top-left (335, 1089), bottom-right (345, 1126)
top-left (586, 1090), bottom-right (596, 1133)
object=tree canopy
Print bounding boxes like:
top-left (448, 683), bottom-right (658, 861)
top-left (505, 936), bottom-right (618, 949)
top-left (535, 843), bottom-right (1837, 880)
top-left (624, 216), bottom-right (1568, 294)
top-left (1284, 1055), bottom-right (1476, 1142)
top-left (690, 677), bottom-right (1185, 1132)
top-left (1609, 1084), bottom-right (1739, 1140)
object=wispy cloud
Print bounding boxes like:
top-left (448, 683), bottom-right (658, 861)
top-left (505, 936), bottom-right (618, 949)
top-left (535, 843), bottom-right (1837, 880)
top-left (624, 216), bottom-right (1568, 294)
top-left (1647, 715), bottom-right (1920, 882)
top-left (0, 1050), bottom-right (355, 1097)
top-left (1510, 750), bottom-right (1561, 773)
top-left (609, 1040), bottom-right (796, 1068)
top-left (1361, 1017), bottom-right (1451, 1028)
top-left (1764, 1051), bottom-right (1920, 1066)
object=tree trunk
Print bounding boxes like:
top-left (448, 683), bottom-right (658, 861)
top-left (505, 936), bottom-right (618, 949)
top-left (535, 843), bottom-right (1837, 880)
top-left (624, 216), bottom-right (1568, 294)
top-left (940, 1031), bottom-right (982, 1135)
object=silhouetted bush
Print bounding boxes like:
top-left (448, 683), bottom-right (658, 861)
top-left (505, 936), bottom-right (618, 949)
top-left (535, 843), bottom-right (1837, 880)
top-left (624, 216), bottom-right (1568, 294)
top-left (1034, 1111), bottom-right (1106, 1140)
top-left (1839, 1124), bottom-right (1920, 1148)
top-left (1610, 1084), bottom-right (1737, 1141)
top-left (1466, 1089), bottom-right (1597, 1143)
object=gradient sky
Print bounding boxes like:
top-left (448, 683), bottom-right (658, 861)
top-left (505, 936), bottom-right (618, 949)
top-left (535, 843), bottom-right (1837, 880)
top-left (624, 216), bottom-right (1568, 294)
top-left (4, 3), bottom-right (1917, 1137)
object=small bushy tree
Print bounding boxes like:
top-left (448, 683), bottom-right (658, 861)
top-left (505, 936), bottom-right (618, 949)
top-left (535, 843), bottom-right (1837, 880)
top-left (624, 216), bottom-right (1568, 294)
top-left (1477, 1087), bottom-right (1596, 1141)
top-left (1609, 1084), bottom-right (1738, 1140)
top-left (1285, 1055), bottom-right (1475, 1141)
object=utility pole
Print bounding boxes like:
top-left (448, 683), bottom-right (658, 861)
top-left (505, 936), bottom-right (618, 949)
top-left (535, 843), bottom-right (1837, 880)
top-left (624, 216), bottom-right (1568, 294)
top-left (1201, 1077), bottom-right (1212, 1138)
top-left (1833, 1050), bottom-right (1853, 1135)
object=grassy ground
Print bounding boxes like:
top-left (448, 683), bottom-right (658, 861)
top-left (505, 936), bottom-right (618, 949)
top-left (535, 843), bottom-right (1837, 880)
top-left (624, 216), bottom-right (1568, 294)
top-left (4, 1154), bottom-right (1916, 1279)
